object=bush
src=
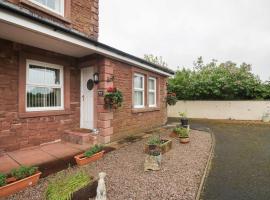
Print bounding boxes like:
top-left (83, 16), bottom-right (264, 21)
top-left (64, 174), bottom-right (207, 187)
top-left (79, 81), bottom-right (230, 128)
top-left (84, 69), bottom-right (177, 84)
top-left (11, 166), bottom-right (38, 180)
top-left (148, 135), bottom-right (161, 145)
top-left (84, 145), bottom-right (104, 158)
top-left (46, 170), bottom-right (92, 200)
top-left (168, 57), bottom-right (270, 100)
top-left (0, 173), bottom-right (6, 187)
top-left (173, 127), bottom-right (189, 138)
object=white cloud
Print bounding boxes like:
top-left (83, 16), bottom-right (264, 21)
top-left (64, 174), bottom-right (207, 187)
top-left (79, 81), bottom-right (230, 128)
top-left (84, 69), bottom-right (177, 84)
top-left (100, 0), bottom-right (270, 80)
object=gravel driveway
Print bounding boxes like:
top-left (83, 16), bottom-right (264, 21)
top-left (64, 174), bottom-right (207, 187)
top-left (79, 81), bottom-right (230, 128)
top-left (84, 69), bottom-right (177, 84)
top-left (3, 128), bottom-right (211, 200)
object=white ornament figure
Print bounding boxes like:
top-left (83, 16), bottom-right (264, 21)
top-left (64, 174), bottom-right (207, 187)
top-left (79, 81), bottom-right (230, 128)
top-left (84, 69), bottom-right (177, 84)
top-left (95, 172), bottom-right (107, 200)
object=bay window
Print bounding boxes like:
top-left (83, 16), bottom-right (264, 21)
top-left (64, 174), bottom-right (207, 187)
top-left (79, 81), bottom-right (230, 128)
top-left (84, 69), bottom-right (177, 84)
top-left (26, 60), bottom-right (64, 111)
top-left (29, 0), bottom-right (65, 16)
top-left (133, 73), bottom-right (144, 108)
top-left (148, 77), bottom-right (157, 107)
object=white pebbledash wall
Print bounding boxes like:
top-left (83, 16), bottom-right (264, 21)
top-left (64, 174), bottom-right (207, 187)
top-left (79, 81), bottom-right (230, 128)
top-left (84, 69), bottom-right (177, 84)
top-left (168, 101), bottom-right (270, 120)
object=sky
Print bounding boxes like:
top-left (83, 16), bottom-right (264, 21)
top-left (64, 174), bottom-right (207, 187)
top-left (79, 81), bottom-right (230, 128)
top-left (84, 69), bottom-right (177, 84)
top-left (99, 0), bottom-right (270, 81)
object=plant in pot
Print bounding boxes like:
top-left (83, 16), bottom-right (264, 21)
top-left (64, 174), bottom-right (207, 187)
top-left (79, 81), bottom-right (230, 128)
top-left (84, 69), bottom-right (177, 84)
top-left (179, 112), bottom-right (189, 128)
top-left (74, 145), bottom-right (105, 166)
top-left (166, 92), bottom-right (177, 106)
top-left (0, 166), bottom-right (41, 198)
top-left (104, 87), bottom-right (123, 110)
top-left (177, 127), bottom-right (190, 144)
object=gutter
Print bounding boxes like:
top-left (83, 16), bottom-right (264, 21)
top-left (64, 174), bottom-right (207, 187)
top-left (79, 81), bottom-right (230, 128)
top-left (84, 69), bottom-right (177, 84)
top-left (0, 0), bottom-right (175, 75)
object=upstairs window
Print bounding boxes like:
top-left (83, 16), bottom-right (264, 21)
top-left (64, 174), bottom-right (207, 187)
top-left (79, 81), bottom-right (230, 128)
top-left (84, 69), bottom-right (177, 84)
top-left (148, 77), bottom-right (157, 107)
top-left (30, 0), bottom-right (64, 16)
top-left (26, 60), bottom-right (64, 111)
top-left (133, 73), bottom-right (145, 108)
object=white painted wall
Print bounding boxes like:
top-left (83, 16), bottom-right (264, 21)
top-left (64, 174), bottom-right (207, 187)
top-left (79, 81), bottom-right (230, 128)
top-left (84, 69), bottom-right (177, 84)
top-left (168, 101), bottom-right (270, 120)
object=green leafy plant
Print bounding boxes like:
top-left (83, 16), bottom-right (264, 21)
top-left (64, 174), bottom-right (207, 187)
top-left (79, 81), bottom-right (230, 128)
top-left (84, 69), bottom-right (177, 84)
top-left (166, 92), bottom-right (177, 105)
top-left (179, 112), bottom-right (187, 118)
top-left (46, 170), bottom-right (92, 200)
top-left (11, 166), bottom-right (38, 180)
top-left (84, 145), bottom-right (104, 158)
top-left (173, 127), bottom-right (189, 138)
top-left (104, 87), bottom-right (123, 109)
top-left (0, 173), bottom-right (7, 187)
top-left (148, 135), bottom-right (161, 145)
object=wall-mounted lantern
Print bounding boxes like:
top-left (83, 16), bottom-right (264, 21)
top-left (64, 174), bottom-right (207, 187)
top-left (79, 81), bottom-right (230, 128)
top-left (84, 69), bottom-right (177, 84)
top-left (93, 72), bottom-right (99, 84)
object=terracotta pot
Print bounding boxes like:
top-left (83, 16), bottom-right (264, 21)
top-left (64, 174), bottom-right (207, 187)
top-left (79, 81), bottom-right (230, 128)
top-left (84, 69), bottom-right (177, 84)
top-left (169, 131), bottom-right (178, 138)
top-left (74, 150), bottom-right (105, 166)
top-left (0, 171), bottom-right (41, 198)
top-left (180, 137), bottom-right (190, 144)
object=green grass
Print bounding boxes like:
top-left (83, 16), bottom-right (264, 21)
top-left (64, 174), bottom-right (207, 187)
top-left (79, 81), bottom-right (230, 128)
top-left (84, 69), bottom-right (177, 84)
top-left (45, 170), bottom-right (92, 200)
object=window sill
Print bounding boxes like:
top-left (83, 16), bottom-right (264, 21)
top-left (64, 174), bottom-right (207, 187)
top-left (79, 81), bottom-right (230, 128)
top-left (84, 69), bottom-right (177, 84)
top-left (132, 107), bottom-right (160, 113)
top-left (19, 110), bottom-right (71, 118)
top-left (20, 0), bottom-right (71, 24)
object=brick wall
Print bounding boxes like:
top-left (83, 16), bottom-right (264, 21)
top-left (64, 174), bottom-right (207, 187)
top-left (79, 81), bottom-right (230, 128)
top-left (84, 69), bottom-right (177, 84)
top-left (110, 59), bottom-right (168, 141)
top-left (6, 0), bottom-right (99, 40)
top-left (0, 39), bottom-right (80, 151)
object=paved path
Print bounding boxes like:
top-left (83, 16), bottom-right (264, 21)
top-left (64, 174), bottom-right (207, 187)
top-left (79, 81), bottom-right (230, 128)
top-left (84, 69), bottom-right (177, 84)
top-left (191, 120), bottom-right (270, 200)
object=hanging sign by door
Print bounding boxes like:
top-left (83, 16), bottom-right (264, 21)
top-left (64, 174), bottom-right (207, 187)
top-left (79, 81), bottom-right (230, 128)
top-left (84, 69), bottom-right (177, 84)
top-left (87, 79), bottom-right (94, 90)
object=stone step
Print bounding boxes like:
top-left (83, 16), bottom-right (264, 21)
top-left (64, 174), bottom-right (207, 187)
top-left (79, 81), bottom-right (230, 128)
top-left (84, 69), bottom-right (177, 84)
top-left (62, 129), bottom-right (98, 145)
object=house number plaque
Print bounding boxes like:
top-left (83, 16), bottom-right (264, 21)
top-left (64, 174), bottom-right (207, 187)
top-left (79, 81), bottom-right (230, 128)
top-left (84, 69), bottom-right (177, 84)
top-left (98, 90), bottom-right (104, 96)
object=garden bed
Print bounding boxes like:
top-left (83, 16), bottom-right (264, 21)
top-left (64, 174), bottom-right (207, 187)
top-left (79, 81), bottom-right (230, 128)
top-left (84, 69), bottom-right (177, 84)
top-left (4, 128), bottom-right (211, 200)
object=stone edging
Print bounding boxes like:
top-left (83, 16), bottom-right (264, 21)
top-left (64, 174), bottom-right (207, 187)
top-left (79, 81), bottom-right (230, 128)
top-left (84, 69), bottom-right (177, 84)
top-left (195, 128), bottom-right (216, 200)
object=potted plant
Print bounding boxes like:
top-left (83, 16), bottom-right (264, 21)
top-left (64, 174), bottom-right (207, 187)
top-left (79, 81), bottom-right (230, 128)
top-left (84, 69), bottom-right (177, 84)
top-left (74, 145), bottom-right (105, 166)
top-left (170, 127), bottom-right (181, 138)
top-left (144, 135), bottom-right (172, 154)
top-left (104, 87), bottom-right (123, 110)
top-left (179, 112), bottom-right (189, 128)
top-left (177, 127), bottom-right (190, 144)
top-left (166, 92), bottom-right (177, 106)
top-left (0, 166), bottom-right (41, 198)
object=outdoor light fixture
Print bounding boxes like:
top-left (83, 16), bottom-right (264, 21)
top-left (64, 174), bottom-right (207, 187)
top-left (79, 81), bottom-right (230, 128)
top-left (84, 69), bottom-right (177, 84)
top-left (93, 72), bottom-right (99, 84)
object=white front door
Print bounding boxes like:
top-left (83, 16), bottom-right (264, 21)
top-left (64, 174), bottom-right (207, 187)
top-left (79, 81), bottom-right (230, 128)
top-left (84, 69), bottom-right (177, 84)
top-left (80, 67), bottom-right (94, 129)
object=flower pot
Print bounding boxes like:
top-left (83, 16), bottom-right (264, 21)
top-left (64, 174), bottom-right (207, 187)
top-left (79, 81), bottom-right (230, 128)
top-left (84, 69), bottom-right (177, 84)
top-left (144, 140), bottom-right (172, 154)
top-left (74, 150), bottom-right (105, 166)
top-left (180, 137), bottom-right (190, 144)
top-left (180, 118), bottom-right (189, 128)
top-left (0, 171), bottom-right (41, 198)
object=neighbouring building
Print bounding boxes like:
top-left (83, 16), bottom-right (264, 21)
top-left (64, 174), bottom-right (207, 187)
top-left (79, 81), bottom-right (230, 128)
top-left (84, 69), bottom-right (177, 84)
top-left (0, 0), bottom-right (174, 151)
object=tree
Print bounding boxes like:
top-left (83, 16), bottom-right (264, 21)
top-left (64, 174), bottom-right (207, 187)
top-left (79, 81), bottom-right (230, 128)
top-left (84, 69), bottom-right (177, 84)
top-left (144, 54), bottom-right (168, 67)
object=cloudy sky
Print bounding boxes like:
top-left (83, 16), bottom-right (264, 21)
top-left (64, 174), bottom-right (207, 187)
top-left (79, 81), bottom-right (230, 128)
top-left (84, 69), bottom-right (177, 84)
top-left (100, 0), bottom-right (270, 81)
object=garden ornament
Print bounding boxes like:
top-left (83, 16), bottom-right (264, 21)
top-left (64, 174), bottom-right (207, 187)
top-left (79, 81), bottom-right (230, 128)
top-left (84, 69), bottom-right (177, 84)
top-left (95, 172), bottom-right (107, 200)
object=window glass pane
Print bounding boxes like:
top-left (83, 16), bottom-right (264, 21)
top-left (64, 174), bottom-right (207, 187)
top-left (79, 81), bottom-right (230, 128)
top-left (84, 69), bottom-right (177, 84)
top-left (149, 79), bottom-right (155, 90)
top-left (134, 75), bottom-right (143, 89)
top-left (33, 0), bottom-right (61, 13)
top-left (149, 92), bottom-right (155, 105)
top-left (45, 67), bottom-right (60, 85)
top-left (134, 91), bottom-right (143, 106)
top-left (27, 86), bottom-right (61, 108)
top-left (29, 65), bottom-right (45, 84)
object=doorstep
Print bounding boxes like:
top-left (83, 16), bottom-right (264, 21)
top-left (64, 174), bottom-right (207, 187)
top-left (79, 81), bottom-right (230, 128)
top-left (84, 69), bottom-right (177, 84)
top-left (0, 141), bottom-right (92, 174)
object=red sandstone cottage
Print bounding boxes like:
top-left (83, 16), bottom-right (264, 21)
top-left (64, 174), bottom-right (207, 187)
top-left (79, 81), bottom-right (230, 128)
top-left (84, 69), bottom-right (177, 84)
top-left (0, 0), bottom-right (174, 152)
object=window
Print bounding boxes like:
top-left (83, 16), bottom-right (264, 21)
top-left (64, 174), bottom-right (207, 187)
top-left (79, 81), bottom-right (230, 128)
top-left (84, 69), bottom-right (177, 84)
top-left (30, 0), bottom-right (64, 16)
top-left (148, 77), bottom-right (157, 107)
top-left (133, 73), bottom-right (144, 108)
top-left (26, 60), bottom-right (64, 111)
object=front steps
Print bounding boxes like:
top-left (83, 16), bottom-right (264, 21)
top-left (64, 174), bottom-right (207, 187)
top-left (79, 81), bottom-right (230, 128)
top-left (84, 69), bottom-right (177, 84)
top-left (62, 129), bottom-right (98, 145)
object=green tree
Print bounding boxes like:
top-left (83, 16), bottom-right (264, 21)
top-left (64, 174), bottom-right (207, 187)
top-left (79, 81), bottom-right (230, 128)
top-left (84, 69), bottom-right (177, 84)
top-left (144, 54), bottom-right (168, 67)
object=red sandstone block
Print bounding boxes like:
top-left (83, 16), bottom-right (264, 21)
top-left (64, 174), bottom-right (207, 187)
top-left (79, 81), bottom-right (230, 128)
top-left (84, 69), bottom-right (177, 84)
top-left (99, 112), bottom-right (113, 120)
top-left (97, 105), bottom-right (109, 113)
top-left (99, 81), bottom-right (113, 89)
top-left (99, 127), bottom-right (113, 136)
top-left (97, 120), bottom-right (111, 128)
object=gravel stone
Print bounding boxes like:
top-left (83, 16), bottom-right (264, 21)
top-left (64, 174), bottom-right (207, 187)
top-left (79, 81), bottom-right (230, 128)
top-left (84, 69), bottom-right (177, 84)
top-left (2, 129), bottom-right (211, 200)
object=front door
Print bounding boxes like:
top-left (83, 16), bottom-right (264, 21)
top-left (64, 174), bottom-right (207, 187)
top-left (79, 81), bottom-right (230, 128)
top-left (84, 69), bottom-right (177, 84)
top-left (80, 67), bottom-right (94, 129)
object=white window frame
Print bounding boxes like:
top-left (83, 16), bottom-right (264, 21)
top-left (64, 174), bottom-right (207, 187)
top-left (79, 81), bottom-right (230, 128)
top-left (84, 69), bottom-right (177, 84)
top-left (26, 59), bottom-right (64, 112)
top-left (133, 73), bottom-right (145, 108)
top-left (148, 77), bottom-right (157, 107)
top-left (29, 0), bottom-right (65, 16)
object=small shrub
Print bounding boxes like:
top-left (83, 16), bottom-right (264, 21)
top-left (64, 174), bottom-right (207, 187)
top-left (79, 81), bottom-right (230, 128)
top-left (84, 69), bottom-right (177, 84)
top-left (148, 135), bottom-right (161, 145)
top-left (84, 145), bottom-right (104, 158)
top-left (166, 92), bottom-right (177, 106)
top-left (11, 166), bottom-right (38, 180)
top-left (173, 127), bottom-right (189, 138)
top-left (0, 173), bottom-right (7, 187)
top-left (46, 170), bottom-right (92, 200)
top-left (179, 112), bottom-right (187, 118)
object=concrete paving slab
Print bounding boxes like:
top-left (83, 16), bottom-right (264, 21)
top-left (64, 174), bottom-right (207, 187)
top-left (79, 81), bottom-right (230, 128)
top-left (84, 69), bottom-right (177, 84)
top-left (0, 154), bottom-right (20, 173)
top-left (7, 148), bottom-right (56, 166)
top-left (40, 142), bottom-right (81, 158)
